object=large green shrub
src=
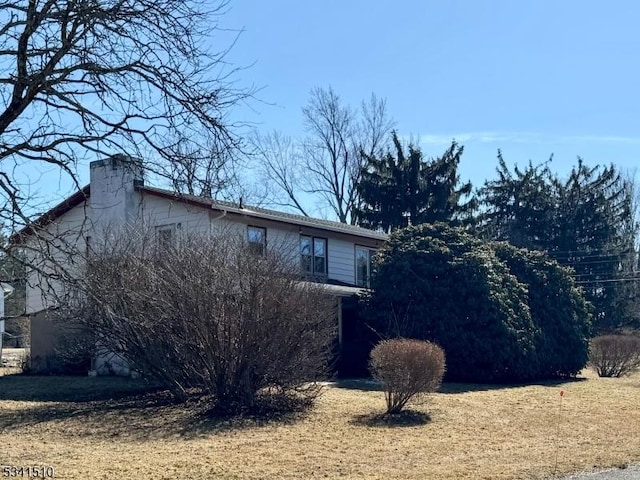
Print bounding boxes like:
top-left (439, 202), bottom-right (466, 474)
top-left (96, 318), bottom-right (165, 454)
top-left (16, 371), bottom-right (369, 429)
top-left (363, 223), bottom-right (592, 382)
top-left (364, 223), bottom-right (537, 382)
top-left (492, 243), bottom-right (592, 378)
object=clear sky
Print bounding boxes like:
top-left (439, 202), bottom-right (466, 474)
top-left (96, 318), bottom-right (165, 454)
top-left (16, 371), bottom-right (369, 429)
top-left (222, 0), bottom-right (640, 187)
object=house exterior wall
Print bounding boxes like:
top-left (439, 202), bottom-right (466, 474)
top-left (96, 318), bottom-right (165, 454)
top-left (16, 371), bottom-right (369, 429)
top-left (21, 156), bottom-right (387, 375)
top-left (138, 192), bottom-right (212, 234)
top-left (328, 238), bottom-right (357, 285)
top-left (25, 201), bottom-right (89, 315)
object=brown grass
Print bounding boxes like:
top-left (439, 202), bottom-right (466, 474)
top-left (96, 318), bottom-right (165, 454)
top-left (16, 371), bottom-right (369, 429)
top-left (0, 370), bottom-right (639, 479)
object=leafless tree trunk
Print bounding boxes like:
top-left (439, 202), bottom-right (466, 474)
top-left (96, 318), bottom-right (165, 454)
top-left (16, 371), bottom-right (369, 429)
top-left (253, 87), bottom-right (393, 223)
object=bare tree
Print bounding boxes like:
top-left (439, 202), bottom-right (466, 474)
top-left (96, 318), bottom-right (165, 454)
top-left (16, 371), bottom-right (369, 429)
top-left (252, 130), bottom-right (310, 215)
top-left (0, 0), bottom-right (249, 238)
top-left (254, 87), bottom-right (393, 223)
top-left (159, 135), bottom-right (240, 199)
top-left (58, 230), bottom-right (338, 414)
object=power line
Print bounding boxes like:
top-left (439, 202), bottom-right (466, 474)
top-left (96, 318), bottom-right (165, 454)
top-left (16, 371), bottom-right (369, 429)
top-left (575, 277), bottom-right (640, 285)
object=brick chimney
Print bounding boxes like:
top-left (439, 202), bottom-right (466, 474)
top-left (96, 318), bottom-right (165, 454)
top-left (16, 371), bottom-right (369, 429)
top-left (89, 154), bottom-right (144, 230)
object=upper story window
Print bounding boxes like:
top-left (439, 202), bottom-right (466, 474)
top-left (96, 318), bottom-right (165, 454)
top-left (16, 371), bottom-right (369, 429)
top-left (355, 246), bottom-right (376, 288)
top-left (156, 223), bottom-right (179, 249)
top-left (301, 236), bottom-right (326, 277)
top-left (247, 226), bottom-right (266, 255)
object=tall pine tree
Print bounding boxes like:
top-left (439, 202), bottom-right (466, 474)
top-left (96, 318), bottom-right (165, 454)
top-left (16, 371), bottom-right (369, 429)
top-left (478, 157), bottom-right (639, 332)
top-left (354, 131), bottom-right (475, 232)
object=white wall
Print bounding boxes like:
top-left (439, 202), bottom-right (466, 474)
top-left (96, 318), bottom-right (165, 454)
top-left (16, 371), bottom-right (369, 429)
top-left (25, 201), bottom-right (89, 314)
top-left (328, 238), bottom-right (356, 285)
top-left (139, 193), bottom-right (212, 234)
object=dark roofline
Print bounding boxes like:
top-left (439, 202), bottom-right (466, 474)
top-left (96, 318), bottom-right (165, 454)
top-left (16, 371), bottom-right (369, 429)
top-left (9, 182), bottom-right (388, 244)
top-left (137, 185), bottom-right (388, 241)
top-left (8, 185), bottom-right (90, 244)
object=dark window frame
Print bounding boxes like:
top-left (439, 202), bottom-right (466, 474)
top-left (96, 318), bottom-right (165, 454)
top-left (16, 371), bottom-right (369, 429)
top-left (355, 245), bottom-right (376, 288)
top-left (301, 235), bottom-right (327, 277)
top-left (247, 225), bottom-right (267, 256)
top-left (156, 223), bottom-right (179, 249)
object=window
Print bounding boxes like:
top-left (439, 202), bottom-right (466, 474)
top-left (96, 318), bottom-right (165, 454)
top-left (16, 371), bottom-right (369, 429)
top-left (156, 223), bottom-right (178, 249)
top-left (301, 236), bottom-right (326, 277)
top-left (247, 226), bottom-right (266, 255)
top-left (355, 246), bottom-right (376, 288)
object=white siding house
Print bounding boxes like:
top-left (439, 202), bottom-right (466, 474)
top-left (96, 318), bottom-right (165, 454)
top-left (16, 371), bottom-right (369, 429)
top-left (12, 155), bottom-right (388, 373)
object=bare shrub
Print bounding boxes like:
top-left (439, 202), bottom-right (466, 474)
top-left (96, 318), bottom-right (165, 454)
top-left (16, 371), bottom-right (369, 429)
top-left (589, 334), bottom-right (640, 377)
top-left (60, 231), bottom-right (337, 414)
top-left (53, 323), bottom-right (96, 376)
top-left (369, 338), bottom-right (446, 414)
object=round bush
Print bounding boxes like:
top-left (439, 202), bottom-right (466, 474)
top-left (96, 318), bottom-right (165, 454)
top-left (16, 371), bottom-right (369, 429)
top-left (492, 242), bottom-right (592, 378)
top-left (589, 334), bottom-right (640, 377)
top-left (369, 338), bottom-right (445, 414)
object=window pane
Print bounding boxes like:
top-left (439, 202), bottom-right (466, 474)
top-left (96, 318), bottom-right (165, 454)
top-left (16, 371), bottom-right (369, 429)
top-left (158, 228), bottom-right (173, 248)
top-left (301, 255), bottom-right (312, 274)
top-left (248, 227), bottom-right (265, 244)
top-left (314, 238), bottom-right (326, 275)
top-left (300, 237), bottom-right (311, 256)
top-left (314, 238), bottom-right (325, 256)
top-left (247, 227), bottom-right (265, 255)
top-left (314, 256), bottom-right (326, 275)
top-left (355, 247), bottom-right (369, 287)
top-left (300, 237), bottom-right (312, 273)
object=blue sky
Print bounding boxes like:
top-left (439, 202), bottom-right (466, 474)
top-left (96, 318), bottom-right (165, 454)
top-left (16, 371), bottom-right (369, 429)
top-left (223, 0), bottom-right (639, 186)
top-left (20, 0), bottom-right (640, 216)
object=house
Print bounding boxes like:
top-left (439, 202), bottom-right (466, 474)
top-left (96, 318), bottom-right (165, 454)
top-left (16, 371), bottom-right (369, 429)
top-left (0, 282), bottom-right (15, 364)
top-left (12, 155), bottom-right (388, 374)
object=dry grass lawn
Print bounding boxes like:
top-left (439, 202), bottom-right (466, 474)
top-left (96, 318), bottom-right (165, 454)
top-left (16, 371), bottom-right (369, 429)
top-left (0, 369), bottom-right (639, 480)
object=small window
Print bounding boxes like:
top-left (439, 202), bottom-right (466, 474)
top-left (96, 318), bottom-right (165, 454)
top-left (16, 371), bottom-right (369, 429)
top-left (247, 226), bottom-right (266, 255)
top-left (301, 236), bottom-right (327, 277)
top-left (355, 246), bottom-right (376, 288)
top-left (156, 224), bottom-right (177, 249)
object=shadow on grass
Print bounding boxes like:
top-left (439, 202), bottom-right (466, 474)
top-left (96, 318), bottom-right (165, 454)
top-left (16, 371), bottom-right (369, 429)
top-left (439, 376), bottom-right (588, 394)
top-left (331, 376), bottom-right (588, 395)
top-left (350, 410), bottom-right (431, 428)
top-left (331, 378), bottom-right (383, 392)
top-left (0, 375), bottom-right (311, 440)
top-left (0, 374), bottom-right (160, 402)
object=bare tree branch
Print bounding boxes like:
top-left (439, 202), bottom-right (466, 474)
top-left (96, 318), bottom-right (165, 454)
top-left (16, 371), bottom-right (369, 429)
top-left (0, 0), bottom-right (254, 288)
top-left (1, 0), bottom-right (251, 234)
top-left (253, 87), bottom-right (393, 223)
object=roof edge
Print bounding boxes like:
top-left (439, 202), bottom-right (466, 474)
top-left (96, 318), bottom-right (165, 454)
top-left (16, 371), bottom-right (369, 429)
top-left (137, 185), bottom-right (388, 241)
top-left (8, 185), bottom-right (90, 244)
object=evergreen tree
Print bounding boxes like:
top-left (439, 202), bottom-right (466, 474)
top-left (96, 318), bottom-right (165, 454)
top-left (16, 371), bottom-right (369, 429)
top-left (354, 131), bottom-right (475, 232)
top-left (477, 153), bottom-right (555, 250)
top-left (549, 161), bottom-right (638, 331)
top-left (478, 156), bottom-right (639, 332)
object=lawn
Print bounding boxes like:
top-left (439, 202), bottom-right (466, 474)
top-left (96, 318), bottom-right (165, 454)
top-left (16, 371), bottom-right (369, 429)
top-left (0, 369), bottom-right (639, 480)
